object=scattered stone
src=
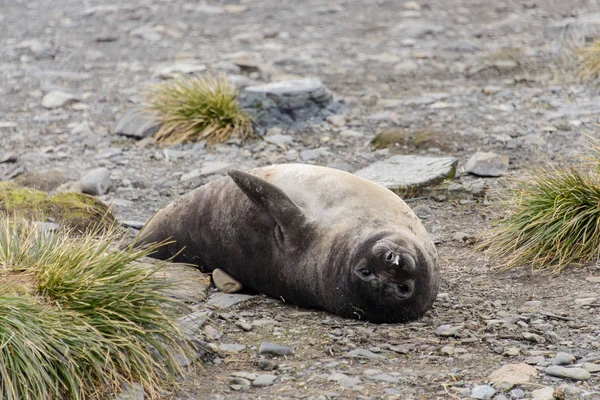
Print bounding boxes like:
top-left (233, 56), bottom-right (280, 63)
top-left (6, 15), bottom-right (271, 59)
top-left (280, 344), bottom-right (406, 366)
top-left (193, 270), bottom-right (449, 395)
top-left (219, 344), bottom-right (246, 353)
top-left (412, 204), bottom-right (434, 220)
top-left (199, 161), bottom-right (234, 176)
top-left (113, 382), bottom-right (144, 400)
top-left (551, 352), bottom-right (575, 365)
top-left (464, 152), bottom-right (509, 177)
top-left (258, 342), bottom-right (293, 357)
top-left (470, 384), bottom-right (496, 400)
top-left (114, 108), bottom-right (161, 140)
top-left (370, 373), bottom-right (400, 384)
top-left (354, 155), bottom-right (457, 195)
top-left (235, 320), bottom-right (253, 331)
top-left (176, 310), bottom-right (210, 336)
top-left (522, 332), bottom-right (545, 343)
top-left (525, 355), bottom-right (546, 365)
top-left (264, 134), bottom-right (294, 149)
top-left (41, 90), bottom-right (79, 109)
top-left (530, 387), bottom-right (554, 400)
top-left (575, 297), bottom-right (597, 306)
top-left (503, 347), bottom-right (521, 357)
top-left (509, 388), bottom-right (525, 399)
top-left (212, 268), bottom-right (243, 294)
top-left (585, 276), bottom-right (600, 283)
top-left (207, 293), bottom-right (256, 308)
top-left (326, 114), bottom-right (346, 127)
top-left (252, 374), bottom-right (277, 387)
top-left (581, 362), bottom-right (600, 373)
top-left (434, 324), bottom-right (461, 337)
top-left (79, 167), bottom-right (111, 196)
top-left (327, 373), bottom-right (362, 389)
top-left (346, 348), bottom-right (385, 360)
top-left (153, 60), bottom-right (207, 79)
top-left (300, 147), bottom-right (330, 161)
top-left (0, 153), bottom-right (17, 163)
top-left (238, 78), bottom-right (342, 128)
top-left (488, 363), bottom-right (537, 387)
top-left (544, 366), bottom-right (591, 381)
top-left (390, 20), bottom-right (444, 38)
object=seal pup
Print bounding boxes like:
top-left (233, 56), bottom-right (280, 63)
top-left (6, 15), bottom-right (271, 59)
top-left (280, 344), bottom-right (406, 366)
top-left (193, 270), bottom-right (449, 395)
top-left (139, 164), bottom-right (439, 323)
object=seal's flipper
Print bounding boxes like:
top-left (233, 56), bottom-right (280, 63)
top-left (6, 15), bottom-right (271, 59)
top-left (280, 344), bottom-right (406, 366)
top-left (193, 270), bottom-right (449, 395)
top-left (228, 169), bottom-right (308, 244)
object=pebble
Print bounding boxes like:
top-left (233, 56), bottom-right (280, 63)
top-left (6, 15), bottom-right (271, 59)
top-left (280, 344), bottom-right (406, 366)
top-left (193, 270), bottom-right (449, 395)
top-left (235, 320), bottom-right (252, 331)
top-left (544, 366), bottom-right (591, 381)
top-left (551, 352), bottom-right (575, 365)
top-left (114, 108), bottom-right (160, 140)
top-left (252, 374), bottom-right (277, 387)
top-left (207, 293), bottom-right (256, 308)
top-left (464, 152), bottom-right (509, 177)
top-left (575, 297), bottom-right (597, 306)
top-left (327, 373), bottom-right (362, 389)
top-left (219, 344), bottom-right (246, 353)
top-left (525, 356), bottom-right (546, 365)
top-left (581, 362), bottom-right (600, 372)
top-left (346, 348), bottom-right (385, 360)
top-left (530, 387), bottom-right (555, 400)
top-left (41, 89), bottom-right (79, 109)
top-left (434, 324), bottom-right (461, 337)
top-left (0, 153), bottom-right (17, 163)
top-left (509, 388), bottom-right (525, 399)
top-left (79, 167), bottom-right (111, 195)
top-left (258, 342), bottom-right (293, 357)
top-left (488, 363), bottom-right (537, 387)
top-left (412, 204), bottom-right (434, 220)
top-left (212, 268), bottom-right (243, 294)
top-left (470, 384), bottom-right (496, 399)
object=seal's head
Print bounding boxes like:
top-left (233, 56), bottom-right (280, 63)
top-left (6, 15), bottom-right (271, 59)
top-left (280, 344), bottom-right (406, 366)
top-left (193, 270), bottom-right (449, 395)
top-left (347, 231), bottom-right (439, 323)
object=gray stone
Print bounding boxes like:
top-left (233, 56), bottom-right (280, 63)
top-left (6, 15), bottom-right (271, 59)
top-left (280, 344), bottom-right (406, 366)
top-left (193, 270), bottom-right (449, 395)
top-left (0, 153), bottom-right (17, 163)
top-left (412, 204), bottom-right (434, 220)
top-left (470, 384), bottom-right (496, 399)
top-left (114, 108), bottom-right (160, 140)
top-left (525, 356), bottom-right (546, 365)
top-left (131, 24), bottom-right (162, 41)
top-left (354, 155), bottom-right (457, 194)
top-left (575, 297), bottom-right (597, 306)
top-left (41, 90), bottom-right (79, 109)
top-left (199, 161), bottom-right (234, 176)
top-left (531, 387), bottom-right (555, 400)
top-left (370, 373), bottom-right (400, 384)
top-left (551, 352), bottom-right (575, 365)
top-left (176, 310), bottom-right (210, 336)
top-left (434, 324), bottom-right (461, 337)
top-left (580, 362), bottom-right (600, 373)
top-left (326, 162), bottom-right (353, 172)
top-left (544, 366), bottom-right (591, 381)
top-left (252, 374), bottom-right (277, 387)
top-left (488, 363), bottom-right (537, 387)
top-left (509, 388), bottom-right (525, 399)
top-left (300, 147), bottom-right (330, 161)
top-left (212, 268), bottom-right (243, 294)
top-left (464, 152), bottom-right (509, 177)
top-left (231, 371), bottom-right (258, 380)
top-left (153, 60), bottom-right (207, 79)
top-left (258, 342), bottom-right (293, 357)
top-left (79, 167), bottom-right (111, 195)
top-left (264, 134), bottom-right (294, 149)
top-left (238, 78), bottom-right (342, 128)
top-left (207, 293), bottom-right (257, 308)
top-left (390, 20), bottom-right (444, 38)
top-left (180, 170), bottom-right (201, 182)
top-left (327, 373), bottom-right (362, 389)
top-left (219, 343), bottom-right (246, 353)
top-left (346, 348), bottom-right (385, 360)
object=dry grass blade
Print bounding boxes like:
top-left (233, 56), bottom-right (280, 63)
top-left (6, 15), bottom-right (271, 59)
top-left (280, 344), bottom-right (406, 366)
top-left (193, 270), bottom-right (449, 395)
top-left (143, 74), bottom-right (254, 145)
top-left (576, 39), bottom-right (600, 80)
top-left (479, 164), bottom-right (600, 272)
top-left (0, 219), bottom-right (195, 400)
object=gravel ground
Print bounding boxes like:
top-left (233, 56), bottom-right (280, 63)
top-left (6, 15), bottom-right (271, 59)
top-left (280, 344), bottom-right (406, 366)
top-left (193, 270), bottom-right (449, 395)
top-left (1, 1), bottom-right (600, 399)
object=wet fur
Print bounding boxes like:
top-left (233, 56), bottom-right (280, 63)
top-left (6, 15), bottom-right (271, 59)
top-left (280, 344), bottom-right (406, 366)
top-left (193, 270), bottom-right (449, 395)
top-left (139, 164), bottom-right (439, 323)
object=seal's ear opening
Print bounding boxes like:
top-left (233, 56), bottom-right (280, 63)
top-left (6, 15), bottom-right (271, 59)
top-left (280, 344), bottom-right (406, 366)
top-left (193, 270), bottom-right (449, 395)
top-left (227, 169), bottom-right (309, 245)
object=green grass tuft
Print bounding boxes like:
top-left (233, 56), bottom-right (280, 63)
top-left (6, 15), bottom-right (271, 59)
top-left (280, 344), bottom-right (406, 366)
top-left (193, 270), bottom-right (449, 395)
top-left (0, 220), bottom-right (194, 400)
top-left (577, 39), bottom-right (600, 80)
top-left (142, 74), bottom-right (254, 145)
top-left (480, 164), bottom-right (600, 272)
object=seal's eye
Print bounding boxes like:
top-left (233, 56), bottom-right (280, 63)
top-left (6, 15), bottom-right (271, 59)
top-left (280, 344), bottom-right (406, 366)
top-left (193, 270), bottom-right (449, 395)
top-left (396, 283), bottom-right (410, 295)
top-left (359, 268), bottom-right (372, 277)
top-left (385, 252), bottom-right (394, 262)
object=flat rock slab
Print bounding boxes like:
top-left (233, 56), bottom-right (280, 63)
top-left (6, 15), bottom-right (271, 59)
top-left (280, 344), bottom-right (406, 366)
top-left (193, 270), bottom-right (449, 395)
top-left (41, 89), bottom-right (79, 109)
top-left (114, 108), bottom-right (161, 140)
top-left (207, 293), bottom-right (257, 308)
top-left (238, 78), bottom-right (342, 129)
top-left (354, 155), bottom-right (457, 195)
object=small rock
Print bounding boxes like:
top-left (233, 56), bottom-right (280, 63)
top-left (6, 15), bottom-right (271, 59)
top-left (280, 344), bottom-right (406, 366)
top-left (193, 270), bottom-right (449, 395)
top-left (112, 382), bottom-right (144, 400)
top-left (551, 352), bottom-right (575, 365)
top-left (176, 310), bottom-right (210, 336)
top-left (346, 348), bottom-right (385, 360)
top-left (509, 388), bottom-right (525, 399)
top-left (585, 276), bottom-right (600, 283)
top-left (522, 332), bottom-right (545, 343)
top-left (258, 342), bottom-right (293, 357)
top-left (327, 373), bottom-right (362, 389)
top-left (41, 90), bottom-right (79, 109)
top-left (220, 344), bottom-right (246, 353)
top-left (434, 324), bottom-right (461, 337)
top-left (153, 60), bottom-right (206, 79)
top-left (503, 347), bottom-right (521, 357)
top-left (464, 152), bottom-right (509, 177)
top-left (326, 114), bottom-right (346, 127)
top-left (207, 293), bottom-right (256, 308)
top-left (354, 155), bottom-right (457, 194)
top-left (114, 108), bottom-right (160, 140)
top-left (525, 356), bottom-right (546, 365)
top-left (0, 153), bottom-right (17, 163)
top-left (530, 387), bottom-right (555, 400)
top-left (412, 204), bottom-right (434, 219)
top-left (199, 161), bottom-right (233, 176)
top-left (390, 19), bottom-right (444, 38)
top-left (544, 366), bottom-right (591, 381)
top-left (212, 268), bottom-right (243, 294)
top-left (300, 147), bottom-right (330, 161)
top-left (575, 297), bottom-right (597, 306)
top-left (79, 167), bottom-right (111, 195)
top-left (580, 362), bottom-right (600, 373)
top-left (235, 320), bottom-right (253, 331)
top-left (488, 363), bottom-right (537, 387)
top-left (252, 374), bottom-right (277, 387)
top-left (470, 384), bottom-right (496, 399)
top-left (370, 373), bottom-right (400, 384)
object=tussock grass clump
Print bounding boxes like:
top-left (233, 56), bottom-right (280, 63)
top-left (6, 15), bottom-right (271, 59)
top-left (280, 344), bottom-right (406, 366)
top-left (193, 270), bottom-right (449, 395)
top-left (0, 220), bottom-right (193, 400)
top-left (480, 164), bottom-right (600, 272)
top-left (143, 74), bottom-right (254, 145)
top-left (577, 39), bottom-right (600, 80)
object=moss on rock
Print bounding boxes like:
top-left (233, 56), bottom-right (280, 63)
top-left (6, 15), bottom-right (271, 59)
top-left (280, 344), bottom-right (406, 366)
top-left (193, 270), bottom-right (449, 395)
top-left (0, 182), bottom-right (114, 231)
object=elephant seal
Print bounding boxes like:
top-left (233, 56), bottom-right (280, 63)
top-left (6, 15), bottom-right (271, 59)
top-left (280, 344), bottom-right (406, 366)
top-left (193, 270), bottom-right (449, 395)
top-left (139, 164), bottom-right (439, 323)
